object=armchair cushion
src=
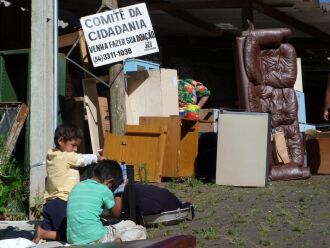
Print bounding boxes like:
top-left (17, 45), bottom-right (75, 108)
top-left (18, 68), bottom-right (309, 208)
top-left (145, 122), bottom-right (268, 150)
top-left (234, 25), bottom-right (310, 181)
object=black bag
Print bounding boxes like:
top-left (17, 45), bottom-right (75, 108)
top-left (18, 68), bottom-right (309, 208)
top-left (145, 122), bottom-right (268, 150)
top-left (122, 183), bottom-right (194, 226)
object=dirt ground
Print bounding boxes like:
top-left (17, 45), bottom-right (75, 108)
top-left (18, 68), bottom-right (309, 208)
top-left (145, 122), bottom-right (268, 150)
top-left (147, 175), bottom-right (330, 248)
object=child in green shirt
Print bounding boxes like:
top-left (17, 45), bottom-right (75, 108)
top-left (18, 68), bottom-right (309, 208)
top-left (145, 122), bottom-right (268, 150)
top-left (66, 160), bottom-right (123, 245)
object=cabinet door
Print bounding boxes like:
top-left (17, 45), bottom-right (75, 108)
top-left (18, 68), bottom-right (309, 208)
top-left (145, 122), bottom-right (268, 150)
top-left (179, 119), bottom-right (198, 177)
top-left (140, 116), bottom-right (181, 177)
top-left (123, 125), bottom-right (165, 183)
top-left (103, 126), bottom-right (166, 183)
top-left (103, 132), bottom-right (125, 164)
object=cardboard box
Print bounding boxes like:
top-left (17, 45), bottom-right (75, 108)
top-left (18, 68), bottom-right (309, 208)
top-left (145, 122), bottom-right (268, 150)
top-left (306, 132), bottom-right (330, 174)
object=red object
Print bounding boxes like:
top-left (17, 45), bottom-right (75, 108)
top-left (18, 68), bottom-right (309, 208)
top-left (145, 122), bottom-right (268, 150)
top-left (185, 112), bottom-right (199, 120)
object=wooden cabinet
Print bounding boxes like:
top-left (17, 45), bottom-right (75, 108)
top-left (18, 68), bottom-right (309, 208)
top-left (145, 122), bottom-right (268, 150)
top-left (103, 117), bottom-right (198, 181)
top-left (103, 125), bottom-right (167, 182)
top-left (139, 116), bottom-right (198, 177)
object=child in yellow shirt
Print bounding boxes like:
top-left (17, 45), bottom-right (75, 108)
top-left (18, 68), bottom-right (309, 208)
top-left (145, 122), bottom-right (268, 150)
top-left (32, 123), bottom-right (104, 244)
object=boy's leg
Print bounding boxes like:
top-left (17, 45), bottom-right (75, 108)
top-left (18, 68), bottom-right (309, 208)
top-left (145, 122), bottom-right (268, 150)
top-left (32, 225), bottom-right (57, 244)
top-left (33, 198), bottom-right (67, 243)
top-left (32, 199), bottom-right (59, 243)
top-left (46, 198), bottom-right (68, 241)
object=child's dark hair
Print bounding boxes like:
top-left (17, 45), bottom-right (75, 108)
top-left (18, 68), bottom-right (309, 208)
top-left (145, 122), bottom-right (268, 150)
top-left (54, 123), bottom-right (84, 148)
top-left (93, 160), bottom-right (123, 192)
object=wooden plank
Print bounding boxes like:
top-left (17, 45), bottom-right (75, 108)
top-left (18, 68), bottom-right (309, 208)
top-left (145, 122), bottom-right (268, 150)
top-left (126, 70), bottom-right (161, 124)
top-left (125, 91), bottom-right (134, 125)
top-left (85, 75), bottom-right (109, 83)
top-left (125, 124), bottom-right (162, 135)
top-left (58, 31), bottom-right (79, 48)
top-left (160, 69), bottom-right (179, 117)
top-left (82, 79), bottom-right (102, 154)
top-left (98, 97), bottom-right (111, 147)
top-left (78, 30), bottom-right (89, 70)
top-left (126, 69), bottom-right (179, 125)
top-left (294, 58), bottom-right (303, 92)
top-left (0, 102), bottom-right (29, 156)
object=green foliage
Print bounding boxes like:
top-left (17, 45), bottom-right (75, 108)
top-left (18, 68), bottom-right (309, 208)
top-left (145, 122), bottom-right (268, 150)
top-left (138, 162), bottom-right (148, 184)
top-left (167, 177), bottom-right (177, 189)
top-left (30, 194), bottom-right (44, 220)
top-left (185, 176), bottom-right (204, 188)
top-left (0, 137), bottom-right (29, 220)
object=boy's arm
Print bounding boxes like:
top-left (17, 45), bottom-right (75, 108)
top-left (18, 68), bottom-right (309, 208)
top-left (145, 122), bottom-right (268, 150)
top-left (109, 194), bottom-right (123, 218)
top-left (76, 154), bottom-right (98, 167)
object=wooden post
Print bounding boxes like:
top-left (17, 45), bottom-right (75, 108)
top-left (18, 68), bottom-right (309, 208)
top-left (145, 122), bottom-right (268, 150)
top-left (104, 0), bottom-right (127, 135)
top-left (109, 64), bottom-right (126, 135)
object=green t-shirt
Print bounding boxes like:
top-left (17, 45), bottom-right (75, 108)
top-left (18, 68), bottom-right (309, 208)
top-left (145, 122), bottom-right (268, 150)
top-left (66, 179), bottom-right (115, 245)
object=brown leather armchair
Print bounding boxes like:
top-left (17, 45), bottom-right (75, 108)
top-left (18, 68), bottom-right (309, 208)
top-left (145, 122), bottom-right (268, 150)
top-left (233, 24), bottom-right (310, 181)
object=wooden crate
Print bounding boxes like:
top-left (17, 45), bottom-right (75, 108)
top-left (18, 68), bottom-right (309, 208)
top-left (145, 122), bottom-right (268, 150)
top-left (139, 116), bottom-right (198, 177)
top-left (306, 133), bottom-right (330, 174)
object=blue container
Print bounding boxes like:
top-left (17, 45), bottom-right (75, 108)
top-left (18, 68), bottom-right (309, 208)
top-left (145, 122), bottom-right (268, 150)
top-left (295, 90), bottom-right (307, 124)
top-left (179, 110), bottom-right (186, 117)
top-left (123, 58), bottom-right (160, 73)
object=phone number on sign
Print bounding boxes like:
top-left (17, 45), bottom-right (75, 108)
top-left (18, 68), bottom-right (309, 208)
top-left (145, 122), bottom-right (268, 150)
top-left (93, 48), bottom-right (132, 63)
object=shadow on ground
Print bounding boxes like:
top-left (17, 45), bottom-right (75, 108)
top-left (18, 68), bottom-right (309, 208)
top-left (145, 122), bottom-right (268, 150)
top-left (0, 226), bottom-right (34, 240)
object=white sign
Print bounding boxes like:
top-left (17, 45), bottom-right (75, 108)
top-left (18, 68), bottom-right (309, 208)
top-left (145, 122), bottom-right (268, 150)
top-left (80, 3), bottom-right (159, 67)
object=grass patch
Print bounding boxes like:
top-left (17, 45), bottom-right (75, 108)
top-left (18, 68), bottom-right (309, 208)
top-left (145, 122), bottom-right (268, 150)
top-left (185, 177), bottom-right (204, 188)
top-left (225, 228), bottom-right (245, 246)
top-left (193, 227), bottom-right (217, 240)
